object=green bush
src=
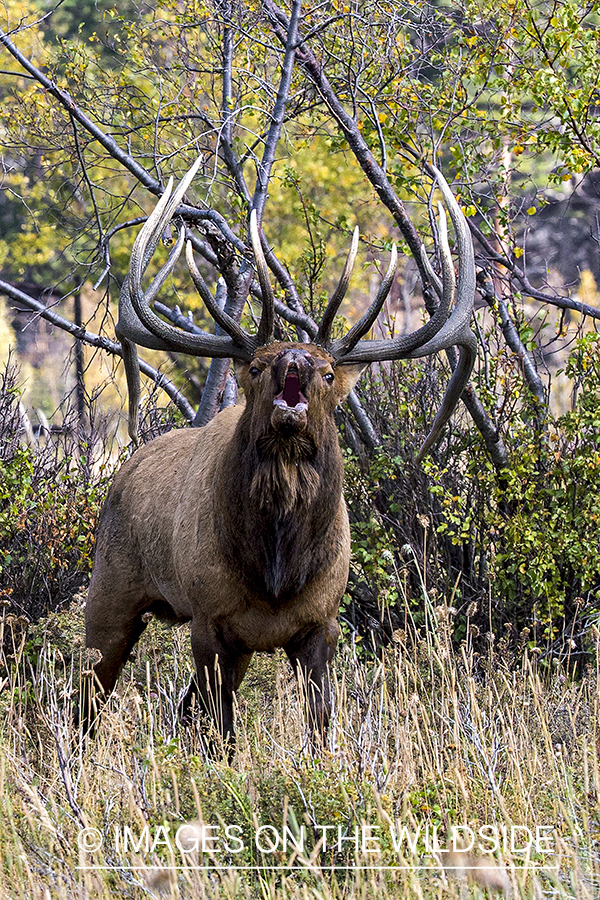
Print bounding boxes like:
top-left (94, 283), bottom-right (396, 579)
top-left (493, 333), bottom-right (600, 639)
top-left (0, 366), bottom-right (108, 621)
top-left (342, 335), bottom-right (600, 662)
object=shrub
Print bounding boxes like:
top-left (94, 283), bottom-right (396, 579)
top-left (343, 335), bottom-right (600, 664)
top-left (0, 364), bottom-right (108, 621)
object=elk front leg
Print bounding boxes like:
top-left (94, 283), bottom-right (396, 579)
top-left (180, 621), bottom-right (252, 748)
top-left (284, 620), bottom-right (340, 742)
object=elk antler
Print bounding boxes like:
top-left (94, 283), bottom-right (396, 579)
top-left (249, 209), bottom-right (276, 346)
top-left (120, 159), bottom-right (258, 361)
top-left (247, 163), bottom-right (476, 460)
top-left (117, 160), bottom-right (279, 439)
top-left (315, 226), bottom-right (360, 345)
top-left (118, 159), bottom-right (475, 457)
top-left (329, 164), bottom-right (476, 461)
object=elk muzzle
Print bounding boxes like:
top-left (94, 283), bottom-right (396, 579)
top-left (271, 348), bottom-right (314, 431)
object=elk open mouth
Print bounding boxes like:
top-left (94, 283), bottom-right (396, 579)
top-left (271, 364), bottom-right (309, 432)
top-left (273, 369), bottom-right (308, 413)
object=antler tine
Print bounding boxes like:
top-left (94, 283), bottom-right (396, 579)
top-left (404, 164), bottom-right (475, 359)
top-left (329, 163), bottom-right (476, 459)
top-left (185, 241), bottom-right (254, 347)
top-left (144, 223), bottom-right (187, 306)
top-left (250, 209), bottom-right (275, 347)
top-left (331, 165), bottom-right (474, 366)
top-left (124, 160), bottom-right (255, 360)
top-left (117, 175), bottom-right (190, 353)
top-left (414, 331), bottom-right (477, 463)
top-left (401, 169), bottom-right (476, 460)
top-left (330, 243), bottom-right (398, 356)
top-left (421, 202), bottom-right (452, 300)
top-left (129, 157), bottom-right (201, 305)
top-left (409, 183), bottom-right (476, 459)
top-left (135, 157), bottom-right (203, 277)
top-left (315, 226), bottom-right (359, 347)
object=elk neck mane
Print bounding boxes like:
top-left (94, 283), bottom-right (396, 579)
top-left (214, 403), bottom-right (345, 603)
top-left (250, 428), bottom-right (320, 514)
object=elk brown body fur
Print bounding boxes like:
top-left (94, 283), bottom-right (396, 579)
top-left (84, 343), bottom-right (364, 743)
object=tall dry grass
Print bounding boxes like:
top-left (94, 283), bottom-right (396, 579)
top-left (0, 587), bottom-right (598, 899)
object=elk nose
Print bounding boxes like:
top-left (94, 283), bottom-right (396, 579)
top-left (274, 348), bottom-right (314, 377)
top-left (280, 347), bottom-right (314, 371)
top-left (275, 347), bottom-right (312, 363)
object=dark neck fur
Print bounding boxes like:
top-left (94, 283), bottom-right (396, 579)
top-left (215, 412), bottom-right (344, 602)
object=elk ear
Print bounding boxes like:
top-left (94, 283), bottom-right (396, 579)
top-left (335, 363), bottom-right (368, 399)
top-left (232, 359), bottom-right (252, 395)
top-left (233, 359), bottom-right (247, 380)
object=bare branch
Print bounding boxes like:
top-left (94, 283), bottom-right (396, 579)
top-left (193, 279), bottom-right (232, 426)
top-left (0, 25), bottom-right (254, 266)
top-left (252, 0), bottom-right (302, 222)
top-left (0, 27), bottom-right (161, 196)
top-left (346, 390), bottom-right (380, 450)
top-left (0, 280), bottom-right (195, 423)
top-left (262, 0), bottom-right (433, 294)
top-left (469, 219), bottom-right (600, 321)
top-left (477, 270), bottom-right (547, 410)
top-left (220, 11), bottom-right (252, 203)
top-left (70, 114), bottom-right (104, 250)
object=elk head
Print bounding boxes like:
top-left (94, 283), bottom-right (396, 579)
top-left (237, 343), bottom-right (364, 439)
top-left (116, 156), bottom-right (476, 458)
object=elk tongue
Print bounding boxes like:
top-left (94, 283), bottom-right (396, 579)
top-left (283, 372), bottom-right (301, 406)
top-left (274, 372), bottom-right (308, 411)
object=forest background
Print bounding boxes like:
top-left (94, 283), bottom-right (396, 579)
top-left (2, 1), bottom-right (600, 897)
top-left (3, 0), bottom-right (600, 649)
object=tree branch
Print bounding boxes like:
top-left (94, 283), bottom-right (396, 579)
top-left (192, 279), bottom-right (232, 425)
top-left (469, 219), bottom-right (600, 321)
top-left (0, 280), bottom-right (195, 422)
top-left (220, 8), bottom-right (252, 203)
top-left (0, 27), bottom-right (161, 195)
top-left (252, 0), bottom-right (302, 222)
top-left (0, 24), bottom-right (257, 262)
top-left (477, 270), bottom-right (547, 410)
top-left (262, 0), bottom-right (432, 293)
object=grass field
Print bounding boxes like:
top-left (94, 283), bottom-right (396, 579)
top-left (1, 592), bottom-right (598, 899)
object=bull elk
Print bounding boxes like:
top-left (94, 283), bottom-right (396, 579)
top-left (82, 159), bottom-right (476, 748)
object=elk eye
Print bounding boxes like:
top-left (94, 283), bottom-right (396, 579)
top-left (323, 372), bottom-right (334, 385)
top-left (249, 366), bottom-right (261, 378)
